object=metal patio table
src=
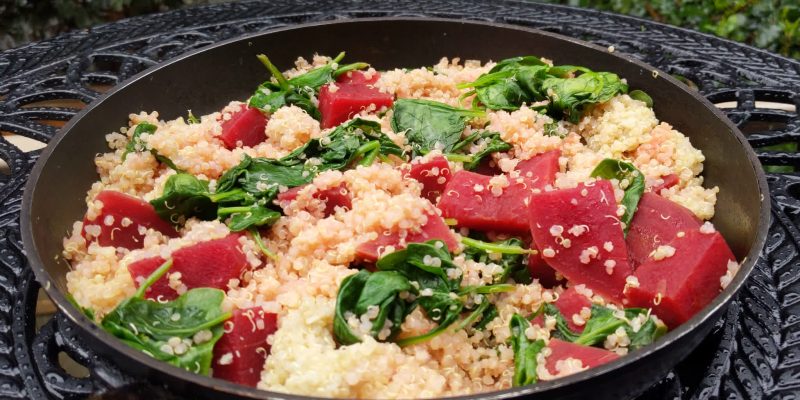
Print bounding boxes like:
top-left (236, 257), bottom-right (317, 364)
top-left (0, 1), bottom-right (798, 399)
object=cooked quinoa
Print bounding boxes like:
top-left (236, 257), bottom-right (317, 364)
top-left (63, 54), bottom-right (725, 398)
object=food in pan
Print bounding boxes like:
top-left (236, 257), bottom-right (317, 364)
top-left (62, 52), bottom-right (739, 397)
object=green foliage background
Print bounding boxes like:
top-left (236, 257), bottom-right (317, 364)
top-left (0, 0), bottom-right (798, 59)
top-left (547, 0), bottom-right (800, 59)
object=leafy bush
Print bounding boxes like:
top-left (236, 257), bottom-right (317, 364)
top-left (547, 0), bottom-right (799, 59)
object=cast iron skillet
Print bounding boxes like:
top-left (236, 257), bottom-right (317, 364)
top-left (22, 18), bottom-right (769, 400)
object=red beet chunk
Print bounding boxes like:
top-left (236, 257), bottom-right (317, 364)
top-left (212, 307), bottom-right (278, 387)
top-left (319, 78), bottom-right (394, 129)
top-left (438, 152), bottom-right (559, 234)
top-left (545, 339), bottom-right (619, 376)
top-left (81, 190), bottom-right (178, 250)
top-left (515, 150), bottom-right (560, 186)
top-left (356, 213), bottom-right (458, 262)
top-left (528, 180), bottom-right (633, 302)
top-left (626, 193), bottom-right (701, 268)
top-left (531, 286), bottom-right (593, 332)
top-left (276, 184), bottom-right (351, 217)
top-left (128, 234), bottom-right (248, 300)
top-left (626, 229), bottom-right (735, 328)
top-left (651, 173), bottom-right (679, 193)
top-left (406, 156), bottom-right (452, 203)
top-left (220, 106), bottom-right (268, 149)
top-left (336, 70), bottom-right (380, 85)
top-left (315, 183), bottom-right (352, 216)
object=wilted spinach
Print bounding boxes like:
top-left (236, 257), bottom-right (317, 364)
top-left (542, 304), bottom-right (666, 349)
top-left (447, 131), bottom-right (512, 170)
top-left (391, 99), bottom-right (484, 157)
top-left (151, 118), bottom-right (401, 231)
top-left (462, 237), bottom-right (533, 284)
top-left (122, 122), bottom-right (181, 170)
top-left (248, 52), bottom-right (368, 119)
top-left (510, 313), bottom-right (546, 387)
top-left (460, 56), bottom-right (632, 123)
top-left (334, 240), bottom-right (514, 347)
top-left (100, 259), bottom-right (230, 375)
top-left (590, 158), bottom-right (645, 234)
top-left (333, 269), bottom-right (413, 345)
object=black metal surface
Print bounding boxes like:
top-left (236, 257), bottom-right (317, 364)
top-left (0, 1), bottom-right (798, 399)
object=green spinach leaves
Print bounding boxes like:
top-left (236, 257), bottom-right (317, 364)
top-left (460, 56), bottom-right (632, 123)
top-left (150, 118), bottom-right (401, 231)
top-left (100, 259), bottom-right (230, 375)
top-left (333, 240), bottom-right (513, 347)
top-left (543, 304), bottom-right (666, 350)
top-left (391, 99), bottom-right (484, 157)
top-left (510, 313), bottom-right (546, 387)
top-left (122, 122), bottom-right (181, 170)
top-left (248, 52), bottom-right (368, 119)
top-left (590, 158), bottom-right (645, 234)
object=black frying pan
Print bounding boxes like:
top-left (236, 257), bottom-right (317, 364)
top-left (21, 18), bottom-right (770, 400)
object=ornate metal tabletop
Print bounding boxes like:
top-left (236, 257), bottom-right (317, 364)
top-left (1, 1), bottom-right (799, 399)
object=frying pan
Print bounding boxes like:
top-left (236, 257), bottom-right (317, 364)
top-left (21, 18), bottom-right (770, 400)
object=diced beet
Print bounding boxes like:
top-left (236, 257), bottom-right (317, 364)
top-left (81, 190), bottom-right (178, 250)
top-left (527, 253), bottom-right (560, 287)
top-left (531, 286), bottom-right (593, 332)
top-left (651, 174), bottom-right (679, 193)
top-left (219, 106), bottom-right (268, 149)
top-left (545, 339), bottom-right (619, 376)
top-left (626, 193), bottom-right (701, 268)
top-left (528, 180), bottom-right (633, 302)
top-left (626, 229), bottom-right (735, 328)
top-left (356, 213), bottom-right (458, 262)
top-left (319, 80), bottom-right (394, 129)
top-left (406, 156), bottom-right (452, 203)
top-left (212, 307), bottom-right (278, 387)
top-left (438, 151), bottom-right (560, 234)
top-left (515, 150), bottom-right (561, 186)
top-left (315, 183), bottom-right (352, 216)
top-left (336, 70), bottom-right (380, 85)
top-left (128, 234), bottom-right (248, 300)
top-left (276, 183), bottom-right (351, 217)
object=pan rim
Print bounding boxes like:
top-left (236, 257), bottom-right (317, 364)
top-left (20, 16), bottom-right (771, 399)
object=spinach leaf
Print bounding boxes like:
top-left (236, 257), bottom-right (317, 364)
top-left (100, 259), bottom-right (230, 375)
top-left (462, 237), bottom-right (533, 284)
top-left (542, 71), bottom-right (628, 123)
top-left (590, 158), bottom-right (645, 234)
top-left (333, 270), bottom-right (413, 345)
top-left (150, 173), bottom-right (217, 223)
top-left (248, 52), bottom-right (367, 120)
top-left (335, 240), bottom-right (517, 347)
top-left (391, 99), bottom-right (484, 156)
top-left (573, 305), bottom-right (626, 346)
top-left (543, 303), bottom-right (580, 342)
top-left (629, 89), bottom-right (654, 108)
top-left (460, 56), bottom-right (630, 122)
top-left (219, 204), bottom-right (281, 232)
top-left (187, 111), bottom-right (200, 124)
top-left (123, 123), bottom-right (157, 160)
top-left (447, 131), bottom-right (512, 171)
top-left (543, 303), bottom-right (667, 350)
top-left (473, 303), bottom-right (499, 331)
top-left (122, 122), bottom-right (183, 171)
top-left (624, 308), bottom-right (667, 350)
top-left (510, 313), bottom-right (546, 387)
